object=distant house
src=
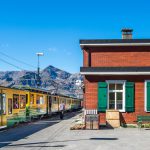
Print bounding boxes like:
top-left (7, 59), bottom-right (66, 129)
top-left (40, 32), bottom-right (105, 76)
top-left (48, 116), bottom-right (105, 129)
top-left (80, 29), bottom-right (150, 125)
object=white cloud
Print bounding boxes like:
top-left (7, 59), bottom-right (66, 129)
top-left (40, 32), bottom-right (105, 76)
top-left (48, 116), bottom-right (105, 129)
top-left (0, 43), bottom-right (9, 48)
top-left (48, 47), bottom-right (57, 52)
top-left (63, 49), bottom-right (72, 56)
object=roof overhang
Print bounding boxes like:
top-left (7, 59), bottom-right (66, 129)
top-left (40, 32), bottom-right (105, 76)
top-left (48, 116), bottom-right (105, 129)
top-left (80, 43), bottom-right (150, 48)
top-left (79, 39), bottom-right (150, 48)
top-left (81, 72), bottom-right (150, 75)
top-left (80, 67), bottom-right (150, 75)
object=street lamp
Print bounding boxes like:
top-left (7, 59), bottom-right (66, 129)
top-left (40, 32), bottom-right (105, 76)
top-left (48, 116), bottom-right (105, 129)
top-left (36, 52), bottom-right (44, 87)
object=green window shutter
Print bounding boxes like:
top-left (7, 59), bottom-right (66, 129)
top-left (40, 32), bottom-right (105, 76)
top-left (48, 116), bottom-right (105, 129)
top-left (146, 82), bottom-right (150, 111)
top-left (98, 82), bottom-right (107, 112)
top-left (125, 82), bottom-right (135, 112)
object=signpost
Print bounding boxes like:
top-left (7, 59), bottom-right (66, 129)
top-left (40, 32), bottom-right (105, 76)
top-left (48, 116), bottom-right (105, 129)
top-left (36, 52), bottom-right (44, 87)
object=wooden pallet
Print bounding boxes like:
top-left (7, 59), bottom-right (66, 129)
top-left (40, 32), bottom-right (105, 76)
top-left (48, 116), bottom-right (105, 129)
top-left (70, 124), bottom-right (85, 130)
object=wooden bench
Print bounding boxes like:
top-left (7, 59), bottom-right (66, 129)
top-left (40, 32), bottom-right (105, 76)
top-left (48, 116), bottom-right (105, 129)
top-left (137, 116), bottom-right (150, 128)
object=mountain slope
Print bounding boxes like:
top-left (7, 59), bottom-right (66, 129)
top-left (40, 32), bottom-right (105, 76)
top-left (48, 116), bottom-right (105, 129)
top-left (0, 65), bottom-right (83, 98)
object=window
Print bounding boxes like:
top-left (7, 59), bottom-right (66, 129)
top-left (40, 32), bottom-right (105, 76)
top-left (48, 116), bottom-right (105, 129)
top-left (107, 81), bottom-right (125, 112)
top-left (52, 97), bottom-right (57, 104)
top-left (13, 94), bottom-right (19, 109)
top-left (0, 94), bottom-right (6, 114)
top-left (8, 98), bottom-right (12, 114)
top-left (30, 94), bottom-right (34, 104)
top-left (20, 95), bottom-right (26, 109)
top-left (36, 95), bottom-right (44, 104)
top-left (40, 96), bottom-right (44, 104)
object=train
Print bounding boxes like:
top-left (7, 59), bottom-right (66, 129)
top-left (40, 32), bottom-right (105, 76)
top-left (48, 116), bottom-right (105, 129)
top-left (0, 86), bottom-right (82, 128)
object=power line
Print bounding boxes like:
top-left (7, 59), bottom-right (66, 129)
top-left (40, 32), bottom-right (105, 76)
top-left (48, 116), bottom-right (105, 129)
top-left (0, 51), bottom-right (36, 69)
top-left (0, 57), bottom-right (25, 70)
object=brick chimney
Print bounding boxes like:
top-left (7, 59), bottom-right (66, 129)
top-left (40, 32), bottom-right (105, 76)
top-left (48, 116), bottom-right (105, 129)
top-left (121, 28), bottom-right (133, 39)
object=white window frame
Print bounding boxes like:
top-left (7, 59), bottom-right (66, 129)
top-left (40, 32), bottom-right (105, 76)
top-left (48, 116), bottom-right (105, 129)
top-left (144, 80), bottom-right (150, 112)
top-left (106, 80), bottom-right (126, 112)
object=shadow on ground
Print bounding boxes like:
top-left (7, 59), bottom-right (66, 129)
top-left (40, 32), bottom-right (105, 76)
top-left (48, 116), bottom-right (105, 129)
top-left (0, 110), bottom-right (81, 148)
top-left (7, 142), bottom-right (66, 148)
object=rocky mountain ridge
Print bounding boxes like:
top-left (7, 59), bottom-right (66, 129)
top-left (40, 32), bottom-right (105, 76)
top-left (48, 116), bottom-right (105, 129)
top-left (0, 65), bottom-right (83, 98)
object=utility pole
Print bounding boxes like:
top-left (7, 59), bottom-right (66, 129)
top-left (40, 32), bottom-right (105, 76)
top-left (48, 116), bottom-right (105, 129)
top-left (36, 53), bottom-right (44, 87)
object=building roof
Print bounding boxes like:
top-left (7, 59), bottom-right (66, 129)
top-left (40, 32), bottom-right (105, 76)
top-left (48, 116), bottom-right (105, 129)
top-left (80, 67), bottom-right (150, 75)
top-left (80, 39), bottom-right (150, 48)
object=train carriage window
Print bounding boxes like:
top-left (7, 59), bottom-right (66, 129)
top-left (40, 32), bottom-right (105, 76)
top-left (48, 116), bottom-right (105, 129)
top-left (20, 95), bottom-right (26, 109)
top-left (36, 95), bottom-right (40, 104)
top-left (30, 94), bottom-right (34, 104)
top-left (68, 99), bottom-right (71, 105)
top-left (8, 98), bottom-right (12, 114)
top-left (13, 94), bottom-right (19, 109)
top-left (40, 96), bottom-right (44, 104)
top-left (0, 94), bottom-right (6, 114)
top-left (53, 97), bottom-right (57, 104)
top-left (36, 95), bottom-right (44, 104)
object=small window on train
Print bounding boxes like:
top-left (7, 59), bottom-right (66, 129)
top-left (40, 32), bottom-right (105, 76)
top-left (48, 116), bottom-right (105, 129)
top-left (40, 97), bottom-right (44, 104)
top-left (36, 95), bottom-right (44, 104)
top-left (53, 97), bottom-right (57, 103)
top-left (13, 94), bottom-right (19, 109)
top-left (36, 95), bottom-right (40, 104)
top-left (30, 94), bottom-right (34, 104)
top-left (20, 95), bottom-right (26, 109)
top-left (68, 100), bottom-right (71, 105)
top-left (8, 98), bottom-right (12, 114)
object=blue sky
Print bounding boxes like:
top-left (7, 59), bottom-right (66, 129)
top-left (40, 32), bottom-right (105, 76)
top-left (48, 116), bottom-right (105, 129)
top-left (0, 0), bottom-right (150, 73)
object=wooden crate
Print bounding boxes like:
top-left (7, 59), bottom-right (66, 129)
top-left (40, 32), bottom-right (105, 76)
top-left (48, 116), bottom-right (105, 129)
top-left (106, 110), bottom-right (120, 120)
top-left (107, 119), bottom-right (120, 128)
top-left (106, 110), bottom-right (120, 128)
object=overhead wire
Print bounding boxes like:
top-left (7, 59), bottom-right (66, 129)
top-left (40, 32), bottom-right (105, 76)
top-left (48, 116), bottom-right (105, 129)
top-left (0, 51), bottom-right (41, 87)
top-left (0, 51), bottom-right (36, 69)
top-left (0, 57), bottom-right (25, 70)
top-left (0, 57), bottom-right (38, 87)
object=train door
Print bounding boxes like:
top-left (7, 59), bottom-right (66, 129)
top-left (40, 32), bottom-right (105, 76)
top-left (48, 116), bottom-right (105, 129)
top-left (0, 92), bottom-right (6, 126)
top-left (47, 96), bottom-right (52, 114)
top-left (0, 92), bottom-right (2, 126)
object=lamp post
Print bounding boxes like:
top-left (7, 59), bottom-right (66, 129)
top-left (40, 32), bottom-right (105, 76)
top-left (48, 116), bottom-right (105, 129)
top-left (36, 52), bottom-right (44, 87)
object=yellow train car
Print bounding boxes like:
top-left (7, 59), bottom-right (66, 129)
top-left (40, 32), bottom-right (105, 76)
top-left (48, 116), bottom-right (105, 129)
top-left (0, 86), bottom-right (28, 127)
top-left (25, 88), bottom-right (48, 119)
top-left (0, 86), bottom-right (82, 128)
